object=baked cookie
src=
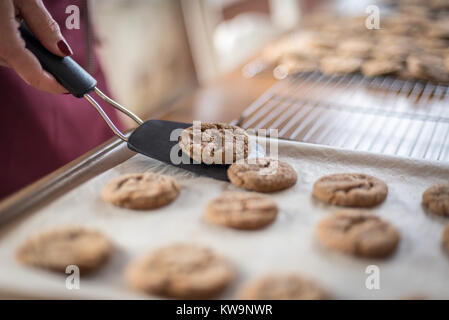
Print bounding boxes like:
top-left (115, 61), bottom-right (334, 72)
top-left (396, 67), bottom-right (415, 80)
top-left (442, 224), bottom-right (449, 255)
top-left (406, 54), bottom-right (449, 83)
top-left (301, 35), bottom-right (337, 58)
top-left (179, 122), bottom-right (249, 165)
top-left (316, 210), bottom-right (400, 258)
top-left (337, 39), bottom-right (373, 58)
top-left (415, 37), bottom-right (448, 50)
top-left (371, 45), bottom-right (409, 62)
top-left (427, 20), bottom-right (449, 39)
top-left (313, 173), bottom-right (388, 207)
top-left (430, 0), bottom-right (449, 10)
top-left (205, 192), bottom-right (278, 230)
top-left (101, 173), bottom-right (180, 210)
top-left (361, 59), bottom-right (402, 77)
top-left (304, 35), bottom-right (337, 51)
top-left (16, 227), bottom-right (112, 273)
top-left (320, 56), bottom-right (363, 75)
top-left (238, 274), bottom-right (328, 300)
top-left (385, 15), bottom-right (428, 36)
top-left (228, 158), bottom-right (297, 193)
top-left (125, 244), bottom-right (234, 299)
top-left (275, 56), bottom-right (319, 78)
top-left (422, 183), bottom-right (449, 216)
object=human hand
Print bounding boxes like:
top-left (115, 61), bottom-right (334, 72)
top-left (0, 0), bottom-right (73, 94)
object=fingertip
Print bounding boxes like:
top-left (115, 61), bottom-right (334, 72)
top-left (57, 39), bottom-right (73, 57)
top-left (17, 0), bottom-right (72, 58)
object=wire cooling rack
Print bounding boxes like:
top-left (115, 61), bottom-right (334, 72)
top-left (235, 72), bottom-right (449, 161)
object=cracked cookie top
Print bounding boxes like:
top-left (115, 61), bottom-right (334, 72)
top-left (125, 244), bottom-right (234, 299)
top-left (227, 158), bottom-right (297, 193)
top-left (16, 227), bottom-right (113, 273)
top-left (313, 173), bottom-right (388, 207)
top-left (179, 122), bottom-right (249, 165)
top-left (101, 173), bottom-right (180, 210)
top-left (423, 183), bottom-right (449, 216)
top-left (316, 210), bottom-right (399, 258)
top-left (205, 191), bottom-right (278, 230)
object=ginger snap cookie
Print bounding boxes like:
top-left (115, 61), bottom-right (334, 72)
top-left (371, 42), bottom-right (410, 62)
top-left (101, 173), bottom-right (180, 210)
top-left (228, 158), bottom-right (297, 193)
top-left (316, 210), bottom-right (400, 258)
top-left (442, 224), bottom-right (449, 255)
top-left (337, 39), bottom-right (373, 58)
top-left (313, 173), bottom-right (388, 207)
top-left (361, 59), bottom-right (402, 77)
top-left (320, 56), bottom-right (363, 75)
top-left (125, 244), bottom-right (235, 299)
top-left (427, 20), bottom-right (449, 39)
top-left (16, 227), bottom-right (112, 273)
top-left (238, 274), bottom-right (328, 300)
top-left (205, 192), bottom-right (278, 230)
top-left (179, 122), bottom-right (249, 165)
top-left (275, 56), bottom-right (319, 78)
top-left (415, 37), bottom-right (448, 51)
top-left (422, 183), bottom-right (449, 216)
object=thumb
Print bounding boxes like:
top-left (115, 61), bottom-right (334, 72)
top-left (16, 0), bottom-right (73, 57)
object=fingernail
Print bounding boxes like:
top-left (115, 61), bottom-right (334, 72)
top-left (57, 40), bottom-right (73, 56)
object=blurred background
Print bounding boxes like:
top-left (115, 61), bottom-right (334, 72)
top-left (90, 0), bottom-right (334, 125)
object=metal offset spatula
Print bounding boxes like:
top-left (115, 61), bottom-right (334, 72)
top-left (19, 23), bottom-right (248, 181)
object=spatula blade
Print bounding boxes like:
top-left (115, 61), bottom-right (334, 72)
top-left (127, 120), bottom-right (230, 181)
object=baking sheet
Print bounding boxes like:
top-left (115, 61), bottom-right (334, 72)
top-left (0, 138), bottom-right (448, 300)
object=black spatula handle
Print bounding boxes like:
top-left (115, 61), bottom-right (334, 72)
top-left (19, 23), bottom-right (97, 98)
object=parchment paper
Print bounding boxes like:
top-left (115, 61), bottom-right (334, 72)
top-left (0, 138), bottom-right (448, 299)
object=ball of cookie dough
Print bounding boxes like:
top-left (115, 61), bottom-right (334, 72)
top-left (205, 192), bottom-right (278, 230)
top-left (227, 158), bottom-right (297, 193)
top-left (423, 183), bottom-right (449, 216)
top-left (237, 274), bottom-right (328, 300)
top-left (179, 122), bottom-right (249, 165)
top-left (16, 227), bottom-right (113, 273)
top-left (313, 173), bottom-right (388, 207)
top-left (101, 173), bottom-right (180, 210)
top-left (316, 210), bottom-right (400, 258)
top-left (125, 244), bottom-right (235, 299)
